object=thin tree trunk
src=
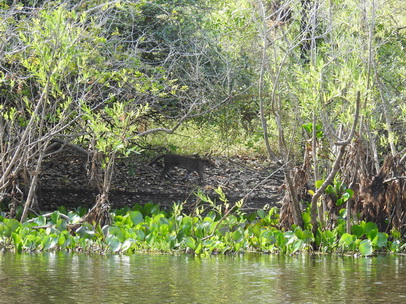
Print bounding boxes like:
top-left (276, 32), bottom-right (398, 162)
top-left (257, 0), bottom-right (278, 161)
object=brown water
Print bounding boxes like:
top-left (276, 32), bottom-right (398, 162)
top-left (0, 252), bottom-right (405, 303)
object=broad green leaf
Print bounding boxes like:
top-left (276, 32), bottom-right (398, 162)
top-left (35, 215), bottom-right (47, 226)
top-left (218, 225), bottom-right (229, 236)
top-left (109, 226), bottom-right (126, 242)
top-left (339, 233), bottom-right (356, 247)
top-left (367, 229), bottom-right (378, 241)
top-left (195, 241), bottom-right (203, 255)
top-left (335, 222), bottom-right (346, 236)
top-left (130, 211), bottom-right (143, 226)
top-left (359, 239), bottom-right (373, 256)
top-left (4, 219), bottom-right (21, 237)
top-left (12, 232), bottom-right (22, 247)
top-left (250, 224), bottom-right (262, 238)
top-left (345, 189), bottom-right (354, 198)
top-left (44, 236), bottom-right (58, 250)
top-left (351, 225), bottom-right (365, 238)
top-left (58, 234), bottom-right (66, 247)
top-left (372, 232), bottom-right (388, 249)
top-left (275, 231), bottom-right (286, 246)
top-left (291, 239), bottom-right (303, 254)
top-left (364, 222), bottom-right (378, 234)
top-left (107, 235), bottom-right (122, 252)
top-left (231, 230), bottom-right (243, 243)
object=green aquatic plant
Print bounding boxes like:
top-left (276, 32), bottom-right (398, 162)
top-left (0, 190), bottom-right (403, 255)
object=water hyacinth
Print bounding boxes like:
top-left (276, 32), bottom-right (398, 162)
top-left (0, 197), bottom-right (403, 256)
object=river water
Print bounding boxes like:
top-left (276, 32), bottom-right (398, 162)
top-left (0, 252), bottom-right (405, 303)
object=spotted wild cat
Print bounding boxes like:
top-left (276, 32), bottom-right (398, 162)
top-left (150, 154), bottom-right (215, 182)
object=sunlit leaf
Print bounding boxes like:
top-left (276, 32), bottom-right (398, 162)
top-left (107, 235), bottom-right (122, 252)
top-left (372, 232), bottom-right (388, 249)
top-left (35, 215), bottom-right (47, 226)
top-left (315, 180), bottom-right (324, 189)
top-left (130, 211), bottom-right (143, 226)
top-left (121, 239), bottom-right (134, 252)
top-left (339, 233), bottom-right (356, 247)
top-left (364, 222), bottom-right (378, 234)
top-left (359, 239), bottom-right (373, 256)
top-left (184, 236), bottom-right (196, 249)
top-left (51, 211), bottom-right (60, 224)
top-left (291, 239), bottom-right (303, 254)
top-left (367, 229), bottom-right (378, 241)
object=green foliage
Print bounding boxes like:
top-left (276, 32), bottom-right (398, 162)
top-left (317, 179), bottom-right (354, 207)
top-left (0, 188), bottom-right (401, 255)
top-left (302, 123), bottom-right (324, 139)
top-left (0, 203), bottom-right (401, 255)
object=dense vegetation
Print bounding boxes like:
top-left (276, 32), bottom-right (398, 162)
top-left (0, 0), bottom-right (405, 254)
top-left (1, 189), bottom-right (402, 256)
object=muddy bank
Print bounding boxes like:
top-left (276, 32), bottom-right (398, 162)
top-left (38, 150), bottom-right (285, 213)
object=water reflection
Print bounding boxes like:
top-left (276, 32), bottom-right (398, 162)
top-left (0, 253), bottom-right (405, 303)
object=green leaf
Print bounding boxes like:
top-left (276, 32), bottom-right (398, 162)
top-left (364, 222), bottom-right (378, 234)
top-left (12, 232), bottom-right (22, 248)
top-left (345, 189), bottom-right (354, 198)
top-left (322, 230), bottom-right (336, 245)
top-left (231, 230), bottom-right (243, 243)
top-left (390, 240), bottom-right (400, 253)
top-left (339, 233), bottom-right (356, 247)
top-left (367, 229), bottom-right (378, 241)
top-left (50, 211), bottom-right (60, 224)
top-left (121, 239), bottom-right (134, 252)
top-left (109, 226), bottom-right (126, 242)
top-left (335, 222), bottom-right (346, 236)
top-left (35, 215), bottom-right (46, 226)
top-left (372, 232), bottom-right (388, 249)
top-left (315, 180), bottom-right (324, 189)
top-left (336, 198), bottom-right (344, 206)
top-left (351, 225), bottom-right (365, 238)
top-left (58, 234), bottom-right (66, 247)
top-left (359, 239), bottom-right (373, 256)
top-left (302, 212), bottom-right (311, 228)
top-left (130, 211), bottom-right (143, 226)
top-left (4, 219), bottom-right (21, 237)
top-left (291, 239), bottom-right (304, 254)
top-left (325, 184), bottom-right (334, 194)
top-left (184, 236), bottom-right (196, 249)
top-left (107, 235), bottom-right (122, 252)
top-left (257, 209), bottom-right (265, 219)
top-left (250, 224), bottom-right (262, 238)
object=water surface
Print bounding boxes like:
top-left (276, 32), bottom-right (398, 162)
top-left (0, 253), bottom-right (405, 303)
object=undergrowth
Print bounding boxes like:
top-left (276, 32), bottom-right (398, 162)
top-left (0, 188), bottom-right (404, 256)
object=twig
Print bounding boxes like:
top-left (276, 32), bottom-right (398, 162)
top-left (26, 212), bottom-right (70, 223)
top-left (384, 176), bottom-right (406, 184)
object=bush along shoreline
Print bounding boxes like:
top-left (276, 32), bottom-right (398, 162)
top-left (0, 189), bottom-right (404, 256)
